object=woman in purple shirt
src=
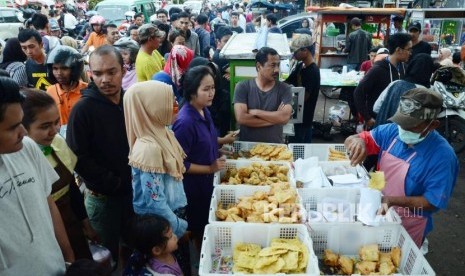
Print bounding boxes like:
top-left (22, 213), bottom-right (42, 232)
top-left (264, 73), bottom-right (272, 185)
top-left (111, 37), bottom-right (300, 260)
top-left (173, 65), bottom-right (235, 252)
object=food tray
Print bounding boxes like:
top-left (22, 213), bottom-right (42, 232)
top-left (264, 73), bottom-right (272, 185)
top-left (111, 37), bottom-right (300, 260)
top-left (308, 224), bottom-right (435, 275)
top-left (213, 160), bottom-right (295, 187)
top-left (231, 141), bottom-right (287, 154)
top-left (199, 223), bottom-right (320, 276)
top-left (209, 185), bottom-right (304, 224)
top-left (228, 141), bottom-right (292, 161)
top-left (288, 143), bottom-right (347, 161)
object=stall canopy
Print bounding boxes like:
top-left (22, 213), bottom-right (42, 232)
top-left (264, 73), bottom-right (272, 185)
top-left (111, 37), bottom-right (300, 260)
top-left (307, 6), bottom-right (406, 17)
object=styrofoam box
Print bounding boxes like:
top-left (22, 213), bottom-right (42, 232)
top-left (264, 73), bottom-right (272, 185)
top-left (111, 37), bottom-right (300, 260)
top-left (308, 224), bottom-right (435, 275)
top-left (199, 223), bottom-right (320, 276)
top-left (209, 185), bottom-right (303, 224)
top-left (213, 160), bottom-right (295, 187)
top-left (288, 143), bottom-right (347, 161)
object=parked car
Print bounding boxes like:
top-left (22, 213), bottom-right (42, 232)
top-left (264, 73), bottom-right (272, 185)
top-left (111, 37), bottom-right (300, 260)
top-left (278, 12), bottom-right (315, 39)
top-left (94, 0), bottom-right (156, 25)
top-left (0, 7), bottom-right (23, 42)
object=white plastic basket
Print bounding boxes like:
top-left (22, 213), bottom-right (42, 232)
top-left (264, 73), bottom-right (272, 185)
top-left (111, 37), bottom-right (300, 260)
top-left (288, 143), bottom-right (347, 161)
top-left (308, 224), bottom-right (435, 275)
top-left (213, 160), bottom-right (295, 187)
top-left (209, 185), bottom-right (303, 224)
top-left (199, 223), bottom-right (320, 276)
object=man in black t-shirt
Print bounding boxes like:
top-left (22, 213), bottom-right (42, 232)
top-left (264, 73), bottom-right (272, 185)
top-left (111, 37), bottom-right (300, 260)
top-left (286, 34), bottom-right (320, 143)
top-left (230, 12), bottom-right (243, 34)
top-left (408, 22), bottom-right (431, 60)
top-left (18, 29), bottom-right (55, 91)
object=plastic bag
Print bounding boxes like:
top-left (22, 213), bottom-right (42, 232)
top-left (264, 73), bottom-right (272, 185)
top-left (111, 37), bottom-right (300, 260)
top-left (328, 101), bottom-right (348, 127)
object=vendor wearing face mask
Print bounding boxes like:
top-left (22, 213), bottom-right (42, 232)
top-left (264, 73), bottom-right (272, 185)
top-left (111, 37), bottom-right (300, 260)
top-left (345, 88), bottom-right (458, 248)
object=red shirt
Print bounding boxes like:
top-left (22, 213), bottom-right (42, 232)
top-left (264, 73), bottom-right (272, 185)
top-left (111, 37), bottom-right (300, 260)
top-left (360, 60), bottom-right (373, 72)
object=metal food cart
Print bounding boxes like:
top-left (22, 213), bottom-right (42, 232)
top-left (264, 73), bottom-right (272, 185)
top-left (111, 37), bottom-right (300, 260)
top-left (407, 8), bottom-right (465, 55)
top-left (307, 7), bottom-right (406, 68)
top-left (219, 32), bottom-right (305, 134)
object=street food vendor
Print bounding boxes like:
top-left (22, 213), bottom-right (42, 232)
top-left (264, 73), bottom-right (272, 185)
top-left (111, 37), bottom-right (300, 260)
top-left (345, 88), bottom-right (458, 248)
top-left (233, 47), bottom-right (292, 143)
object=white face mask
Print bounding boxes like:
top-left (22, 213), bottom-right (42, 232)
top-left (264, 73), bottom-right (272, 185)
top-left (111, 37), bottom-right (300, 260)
top-left (397, 122), bottom-right (431, 145)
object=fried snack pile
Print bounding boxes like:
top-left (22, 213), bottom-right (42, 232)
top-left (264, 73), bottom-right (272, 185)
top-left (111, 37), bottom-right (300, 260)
top-left (328, 148), bottom-right (349, 161)
top-left (239, 144), bottom-right (293, 161)
top-left (221, 162), bottom-right (289, 185)
top-left (323, 244), bottom-right (401, 275)
top-left (233, 238), bottom-right (309, 274)
top-left (368, 171), bottom-right (386, 191)
top-left (215, 183), bottom-right (302, 223)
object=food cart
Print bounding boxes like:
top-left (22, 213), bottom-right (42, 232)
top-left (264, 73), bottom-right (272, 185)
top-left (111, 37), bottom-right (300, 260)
top-left (407, 8), bottom-right (465, 54)
top-left (307, 7), bottom-right (406, 68)
top-left (219, 32), bottom-right (305, 133)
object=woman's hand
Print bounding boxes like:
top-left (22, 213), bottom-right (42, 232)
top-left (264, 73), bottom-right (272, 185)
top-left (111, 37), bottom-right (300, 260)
top-left (210, 156), bottom-right (226, 173)
top-left (345, 135), bottom-right (367, 166)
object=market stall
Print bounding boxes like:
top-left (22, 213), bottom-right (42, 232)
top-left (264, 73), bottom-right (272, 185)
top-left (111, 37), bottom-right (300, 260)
top-left (306, 7), bottom-right (406, 68)
top-left (407, 8), bottom-right (465, 55)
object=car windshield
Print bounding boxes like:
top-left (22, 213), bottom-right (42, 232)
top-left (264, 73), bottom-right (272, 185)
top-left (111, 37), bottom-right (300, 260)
top-left (1, 9), bottom-right (21, 23)
top-left (95, 5), bottom-right (129, 22)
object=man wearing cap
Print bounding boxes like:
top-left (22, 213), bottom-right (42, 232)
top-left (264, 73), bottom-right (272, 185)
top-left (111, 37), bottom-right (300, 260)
top-left (344, 17), bottom-right (372, 71)
top-left (135, 24), bottom-right (165, 81)
top-left (345, 88), bottom-right (458, 249)
top-left (286, 34), bottom-right (320, 143)
top-left (408, 21), bottom-right (431, 60)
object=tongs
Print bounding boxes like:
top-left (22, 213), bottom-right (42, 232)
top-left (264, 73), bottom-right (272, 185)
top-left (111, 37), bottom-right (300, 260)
top-left (356, 164), bottom-right (371, 179)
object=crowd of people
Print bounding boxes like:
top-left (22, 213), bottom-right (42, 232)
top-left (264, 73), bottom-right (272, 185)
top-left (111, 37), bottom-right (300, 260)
top-left (0, 1), bottom-right (319, 274)
top-left (0, 2), bottom-right (461, 275)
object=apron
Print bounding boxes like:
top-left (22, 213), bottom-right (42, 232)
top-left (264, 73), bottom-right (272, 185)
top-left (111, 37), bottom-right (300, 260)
top-left (380, 139), bottom-right (427, 248)
top-left (51, 151), bottom-right (92, 259)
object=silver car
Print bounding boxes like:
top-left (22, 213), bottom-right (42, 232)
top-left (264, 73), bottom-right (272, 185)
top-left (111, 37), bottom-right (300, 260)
top-left (0, 7), bottom-right (23, 41)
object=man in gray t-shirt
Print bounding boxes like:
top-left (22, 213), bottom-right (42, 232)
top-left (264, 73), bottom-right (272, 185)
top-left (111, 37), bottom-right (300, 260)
top-left (233, 47), bottom-right (292, 143)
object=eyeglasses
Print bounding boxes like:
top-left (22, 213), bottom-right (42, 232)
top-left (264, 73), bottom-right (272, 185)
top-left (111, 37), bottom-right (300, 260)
top-left (401, 47), bottom-right (412, 52)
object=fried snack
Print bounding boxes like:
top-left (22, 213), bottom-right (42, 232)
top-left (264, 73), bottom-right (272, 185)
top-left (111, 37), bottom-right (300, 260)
top-left (379, 252), bottom-right (392, 264)
top-left (355, 261), bottom-right (377, 275)
top-left (378, 260), bottom-right (396, 275)
top-left (221, 163), bottom-right (290, 185)
top-left (369, 171), bottom-right (386, 191)
top-left (233, 239), bottom-right (308, 274)
top-left (338, 255), bottom-right (354, 275)
top-left (253, 258), bottom-right (285, 274)
top-left (281, 251), bottom-right (299, 271)
top-left (240, 144), bottom-right (293, 161)
top-left (215, 209), bottom-right (228, 220)
top-left (390, 247), bottom-right (401, 268)
top-left (328, 148), bottom-right (349, 161)
top-left (323, 249), bottom-right (339, 267)
top-left (359, 244), bottom-right (379, 262)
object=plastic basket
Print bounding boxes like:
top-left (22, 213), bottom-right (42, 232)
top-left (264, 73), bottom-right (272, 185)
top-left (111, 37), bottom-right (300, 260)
top-left (213, 160), bottom-right (295, 187)
top-left (209, 185), bottom-right (303, 224)
top-left (288, 143), bottom-right (347, 161)
top-left (308, 224), bottom-right (435, 275)
top-left (199, 223), bottom-right (320, 276)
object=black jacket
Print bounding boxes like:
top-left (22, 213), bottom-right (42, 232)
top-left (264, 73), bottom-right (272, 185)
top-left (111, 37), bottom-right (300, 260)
top-left (66, 83), bottom-right (131, 196)
top-left (354, 58), bottom-right (406, 121)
